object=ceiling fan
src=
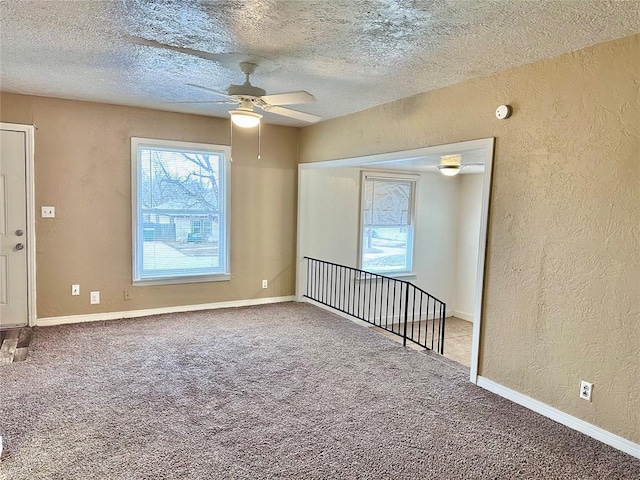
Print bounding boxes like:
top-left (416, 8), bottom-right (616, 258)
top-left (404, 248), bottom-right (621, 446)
top-left (437, 154), bottom-right (483, 176)
top-left (187, 61), bottom-right (321, 128)
top-left (127, 36), bottom-right (321, 127)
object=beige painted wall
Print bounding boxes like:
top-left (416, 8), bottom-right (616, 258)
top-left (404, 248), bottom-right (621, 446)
top-left (0, 93), bottom-right (299, 317)
top-left (299, 35), bottom-right (640, 444)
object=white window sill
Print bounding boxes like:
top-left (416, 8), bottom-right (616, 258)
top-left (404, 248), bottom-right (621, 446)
top-left (356, 272), bottom-right (417, 281)
top-left (133, 274), bottom-right (230, 286)
top-left (386, 273), bottom-right (417, 280)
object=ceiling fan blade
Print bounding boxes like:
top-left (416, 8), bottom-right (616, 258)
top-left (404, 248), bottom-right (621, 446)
top-left (164, 100), bottom-right (237, 105)
top-left (185, 83), bottom-right (233, 99)
top-left (126, 36), bottom-right (277, 72)
top-left (262, 105), bottom-right (321, 123)
top-left (126, 36), bottom-right (229, 63)
top-left (260, 91), bottom-right (316, 105)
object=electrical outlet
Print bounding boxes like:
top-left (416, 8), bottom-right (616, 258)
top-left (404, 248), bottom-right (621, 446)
top-left (90, 291), bottom-right (100, 305)
top-left (580, 380), bottom-right (593, 402)
top-left (262, 279), bottom-right (268, 289)
top-left (71, 284), bottom-right (80, 296)
top-left (123, 289), bottom-right (132, 301)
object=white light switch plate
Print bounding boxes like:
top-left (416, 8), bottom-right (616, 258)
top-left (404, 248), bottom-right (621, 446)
top-left (41, 206), bottom-right (55, 218)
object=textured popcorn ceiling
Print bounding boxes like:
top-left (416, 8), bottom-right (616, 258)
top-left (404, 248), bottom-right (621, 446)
top-left (1, 1), bottom-right (639, 126)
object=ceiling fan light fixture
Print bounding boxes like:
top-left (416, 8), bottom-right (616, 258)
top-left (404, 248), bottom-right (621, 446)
top-left (229, 109), bottom-right (262, 128)
top-left (437, 165), bottom-right (462, 177)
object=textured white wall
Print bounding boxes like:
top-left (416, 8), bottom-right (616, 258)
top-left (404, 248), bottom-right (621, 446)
top-left (453, 174), bottom-right (484, 321)
top-left (413, 173), bottom-right (459, 307)
top-left (299, 168), bottom-right (360, 269)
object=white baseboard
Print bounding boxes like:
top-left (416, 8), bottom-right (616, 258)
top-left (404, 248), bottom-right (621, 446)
top-left (301, 297), bottom-right (372, 328)
top-left (36, 296), bottom-right (296, 327)
top-left (452, 310), bottom-right (474, 322)
top-left (477, 376), bottom-right (640, 460)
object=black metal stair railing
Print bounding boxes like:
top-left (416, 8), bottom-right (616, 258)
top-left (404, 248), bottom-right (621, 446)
top-left (303, 257), bottom-right (446, 354)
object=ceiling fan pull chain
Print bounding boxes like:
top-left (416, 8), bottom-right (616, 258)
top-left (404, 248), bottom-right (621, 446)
top-left (257, 122), bottom-right (261, 160)
top-left (230, 120), bottom-right (234, 162)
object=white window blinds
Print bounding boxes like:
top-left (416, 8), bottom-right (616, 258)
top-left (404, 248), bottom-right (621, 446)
top-left (360, 174), bottom-right (417, 274)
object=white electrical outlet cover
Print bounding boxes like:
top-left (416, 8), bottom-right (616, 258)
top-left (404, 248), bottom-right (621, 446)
top-left (90, 291), bottom-right (100, 304)
top-left (580, 380), bottom-right (593, 401)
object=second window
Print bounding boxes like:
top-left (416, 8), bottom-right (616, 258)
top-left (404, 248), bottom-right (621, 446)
top-left (360, 173), bottom-right (417, 275)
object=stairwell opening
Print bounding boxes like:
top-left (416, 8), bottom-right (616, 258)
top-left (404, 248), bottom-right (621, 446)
top-left (296, 138), bottom-right (494, 382)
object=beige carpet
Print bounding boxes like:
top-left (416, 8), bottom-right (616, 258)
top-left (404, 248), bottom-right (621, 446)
top-left (0, 302), bottom-right (638, 479)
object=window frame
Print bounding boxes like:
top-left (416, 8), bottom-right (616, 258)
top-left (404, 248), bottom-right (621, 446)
top-left (131, 137), bottom-right (231, 286)
top-left (358, 171), bottom-right (418, 276)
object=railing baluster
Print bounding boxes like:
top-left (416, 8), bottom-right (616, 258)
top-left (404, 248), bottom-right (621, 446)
top-left (440, 303), bottom-right (446, 355)
top-left (341, 266), bottom-right (345, 311)
top-left (385, 280), bottom-right (390, 330)
top-left (418, 293), bottom-right (423, 347)
top-left (411, 287), bottom-right (416, 342)
top-left (347, 268), bottom-right (355, 315)
top-left (324, 261), bottom-right (328, 304)
top-left (308, 258), bottom-right (311, 299)
top-left (391, 280), bottom-right (396, 333)
top-left (373, 275), bottom-right (378, 326)
top-left (368, 274), bottom-right (373, 322)
top-left (402, 283), bottom-right (409, 346)
top-left (378, 276), bottom-right (382, 326)
top-left (431, 296), bottom-right (436, 351)
top-left (329, 265), bottom-right (336, 305)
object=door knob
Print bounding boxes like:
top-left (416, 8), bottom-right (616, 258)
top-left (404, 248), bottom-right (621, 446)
top-left (15, 243), bottom-right (24, 251)
top-left (16, 229), bottom-right (24, 236)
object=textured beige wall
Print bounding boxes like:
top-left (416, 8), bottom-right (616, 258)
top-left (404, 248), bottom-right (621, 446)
top-left (299, 35), bottom-right (640, 443)
top-left (0, 93), bottom-right (298, 317)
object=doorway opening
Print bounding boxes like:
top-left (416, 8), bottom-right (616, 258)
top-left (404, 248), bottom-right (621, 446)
top-left (296, 138), bottom-right (494, 383)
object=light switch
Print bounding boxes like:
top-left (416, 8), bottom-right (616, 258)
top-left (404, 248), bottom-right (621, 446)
top-left (41, 206), bottom-right (55, 218)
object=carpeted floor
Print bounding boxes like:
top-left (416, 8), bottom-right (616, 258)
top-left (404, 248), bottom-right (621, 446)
top-left (0, 302), bottom-right (638, 479)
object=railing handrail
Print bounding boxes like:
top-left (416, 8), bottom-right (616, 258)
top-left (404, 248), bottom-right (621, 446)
top-left (303, 256), bottom-right (446, 305)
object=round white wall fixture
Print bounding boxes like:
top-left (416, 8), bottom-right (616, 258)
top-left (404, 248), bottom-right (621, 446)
top-left (495, 105), bottom-right (512, 119)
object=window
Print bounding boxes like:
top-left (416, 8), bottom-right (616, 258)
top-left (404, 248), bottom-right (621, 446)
top-left (131, 138), bottom-right (230, 284)
top-left (190, 219), bottom-right (212, 236)
top-left (360, 173), bottom-right (417, 274)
